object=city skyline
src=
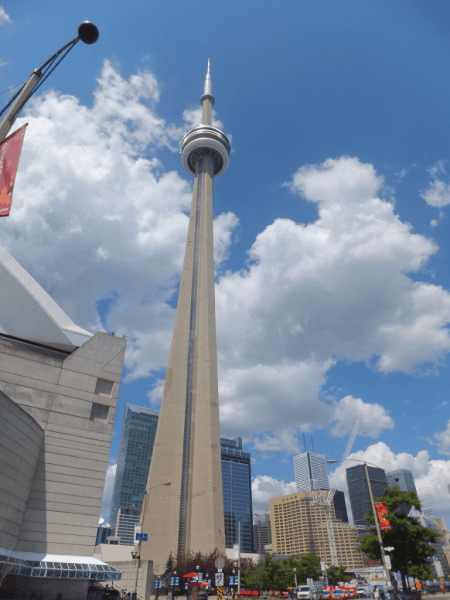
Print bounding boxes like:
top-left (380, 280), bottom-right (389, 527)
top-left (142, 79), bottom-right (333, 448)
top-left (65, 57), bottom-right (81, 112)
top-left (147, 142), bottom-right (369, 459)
top-left (2, 0), bottom-right (450, 529)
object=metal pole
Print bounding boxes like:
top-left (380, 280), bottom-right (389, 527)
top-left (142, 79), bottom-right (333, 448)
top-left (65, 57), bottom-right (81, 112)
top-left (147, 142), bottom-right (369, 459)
top-left (133, 542), bottom-right (141, 600)
top-left (238, 520), bottom-right (241, 596)
top-left (294, 567), bottom-right (298, 588)
top-left (0, 71), bottom-right (41, 141)
top-left (364, 464), bottom-right (390, 580)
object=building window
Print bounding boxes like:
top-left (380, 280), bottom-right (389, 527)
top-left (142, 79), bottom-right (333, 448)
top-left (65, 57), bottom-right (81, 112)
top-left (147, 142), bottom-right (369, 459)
top-left (90, 403), bottom-right (109, 421)
top-left (95, 378), bottom-right (114, 397)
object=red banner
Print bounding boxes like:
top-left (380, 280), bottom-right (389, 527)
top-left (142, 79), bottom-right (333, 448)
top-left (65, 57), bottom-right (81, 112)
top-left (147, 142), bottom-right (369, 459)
top-left (375, 501), bottom-right (391, 530)
top-left (0, 124), bottom-right (27, 217)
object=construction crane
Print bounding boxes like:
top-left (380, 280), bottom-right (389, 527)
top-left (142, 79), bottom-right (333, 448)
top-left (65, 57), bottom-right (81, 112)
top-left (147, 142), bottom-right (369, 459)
top-left (311, 418), bottom-right (361, 566)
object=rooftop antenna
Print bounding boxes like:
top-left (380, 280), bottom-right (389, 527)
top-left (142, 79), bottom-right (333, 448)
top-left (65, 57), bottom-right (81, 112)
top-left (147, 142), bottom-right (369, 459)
top-left (303, 433), bottom-right (307, 453)
top-left (310, 431), bottom-right (315, 453)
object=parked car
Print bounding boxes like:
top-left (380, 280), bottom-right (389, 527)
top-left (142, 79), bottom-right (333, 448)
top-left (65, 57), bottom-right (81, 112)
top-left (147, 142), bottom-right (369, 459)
top-left (356, 588), bottom-right (369, 598)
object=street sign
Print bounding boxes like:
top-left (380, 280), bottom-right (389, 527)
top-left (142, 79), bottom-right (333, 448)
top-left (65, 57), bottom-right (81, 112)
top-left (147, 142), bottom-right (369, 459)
top-left (135, 533), bottom-right (148, 541)
top-left (215, 557), bottom-right (225, 571)
top-left (215, 573), bottom-right (224, 586)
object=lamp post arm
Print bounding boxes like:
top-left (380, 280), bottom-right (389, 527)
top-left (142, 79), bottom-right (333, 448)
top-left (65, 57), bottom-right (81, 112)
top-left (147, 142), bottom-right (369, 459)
top-left (0, 21), bottom-right (98, 142)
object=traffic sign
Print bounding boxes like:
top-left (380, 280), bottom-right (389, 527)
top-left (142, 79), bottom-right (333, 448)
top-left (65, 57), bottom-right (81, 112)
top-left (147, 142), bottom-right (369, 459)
top-left (217, 587), bottom-right (223, 600)
top-left (215, 557), bottom-right (225, 571)
top-left (215, 573), bottom-right (224, 586)
top-left (135, 533), bottom-right (148, 541)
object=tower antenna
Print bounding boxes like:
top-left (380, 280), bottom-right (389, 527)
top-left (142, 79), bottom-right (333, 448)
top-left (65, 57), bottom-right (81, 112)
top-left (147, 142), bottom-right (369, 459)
top-left (303, 433), bottom-right (307, 453)
top-left (310, 431), bottom-right (315, 453)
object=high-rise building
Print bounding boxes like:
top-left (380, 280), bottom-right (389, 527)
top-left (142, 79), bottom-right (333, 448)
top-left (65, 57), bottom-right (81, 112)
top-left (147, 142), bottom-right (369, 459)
top-left (346, 465), bottom-right (387, 526)
top-left (386, 469), bottom-right (417, 495)
top-left (221, 437), bottom-right (254, 553)
top-left (294, 452), bottom-right (329, 491)
top-left (253, 511), bottom-right (272, 554)
top-left (110, 404), bottom-right (159, 535)
top-left (114, 507), bottom-right (141, 546)
top-left (333, 490), bottom-right (349, 523)
top-left (270, 491), bottom-right (363, 569)
top-left (141, 62), bottom-right (231, 573)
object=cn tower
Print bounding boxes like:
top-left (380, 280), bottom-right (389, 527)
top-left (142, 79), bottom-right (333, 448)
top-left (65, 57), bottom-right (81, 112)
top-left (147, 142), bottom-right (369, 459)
top-left (140, 62), bottom-right (231, 572)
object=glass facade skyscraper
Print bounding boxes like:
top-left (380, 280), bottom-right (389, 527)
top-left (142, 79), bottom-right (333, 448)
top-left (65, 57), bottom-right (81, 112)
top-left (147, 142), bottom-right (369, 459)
top-left (386, 469), bottom-right (417, 495)
top-left (346, 464), bottom-right (387, 526)
top-left (221, 437), bottom-right (254, 553)
top-left (293, 452), bottom-right (329, 491)
top-left (110, 404), bottom-right (159, 538)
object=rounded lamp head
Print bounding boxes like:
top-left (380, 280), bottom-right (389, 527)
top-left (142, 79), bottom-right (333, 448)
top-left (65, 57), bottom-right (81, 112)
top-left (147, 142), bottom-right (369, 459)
top-left (78, 21), bottom-right (99, 44)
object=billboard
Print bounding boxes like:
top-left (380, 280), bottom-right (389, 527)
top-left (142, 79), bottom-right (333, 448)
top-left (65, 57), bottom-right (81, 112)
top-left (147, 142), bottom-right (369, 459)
top-left (375, 502), bottom-right (391, 530)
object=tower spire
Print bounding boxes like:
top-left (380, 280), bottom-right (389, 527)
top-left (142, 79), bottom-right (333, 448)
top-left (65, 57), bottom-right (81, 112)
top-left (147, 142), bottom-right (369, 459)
top-left (204, 58), bottom-right (212, 96)
top-left (201, 58), bottom-right (215, 125)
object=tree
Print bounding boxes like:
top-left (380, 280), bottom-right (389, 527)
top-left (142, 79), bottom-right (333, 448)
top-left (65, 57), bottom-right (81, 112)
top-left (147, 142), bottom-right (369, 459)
top-left (243, 554), bottom-right (322, 592)
top-left (358, 487), bottom-right (439, 591)
top-left (326, 566), bottom-right (350, 586)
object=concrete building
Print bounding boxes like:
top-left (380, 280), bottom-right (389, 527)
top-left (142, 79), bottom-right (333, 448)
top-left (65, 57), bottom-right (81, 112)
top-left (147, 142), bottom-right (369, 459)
top-left (221, 437), bottom-right (254, 553)
top-left (410, 511), bottom-right (450, 578)
top-left (253, 512), bottom-right (272, 554)
top-left (0, 247), bottom-right (125, 597)
top-left (346, 464), bottom-right (387, 527)
top-left (270, 491), bottom-right (363, 569)
top-left (140, 62), bottom-right (231, 573)
top-left (386, 469), bottom-right (417, 495)
top-left (110, 404), bottom-right (159, 536)
top-left (294, 452), bottom-right (329, 491)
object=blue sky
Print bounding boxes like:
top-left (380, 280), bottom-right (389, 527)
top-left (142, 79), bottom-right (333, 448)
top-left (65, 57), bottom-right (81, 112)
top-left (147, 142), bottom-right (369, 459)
top-left (2, 0), bottom-right (450, 525)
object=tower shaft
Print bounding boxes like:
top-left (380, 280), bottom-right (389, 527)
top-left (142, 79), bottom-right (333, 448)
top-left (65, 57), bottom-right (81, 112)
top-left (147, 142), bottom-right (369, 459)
top-left (140, 63), bottom-right (229, 572)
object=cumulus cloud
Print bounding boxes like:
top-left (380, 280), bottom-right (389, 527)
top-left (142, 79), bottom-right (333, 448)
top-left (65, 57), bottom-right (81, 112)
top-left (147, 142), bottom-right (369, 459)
top-left (100, 462), bottom-right (117, 520)
top-left (252, 475), bottom-right (296, 512)
top-left (331, 396), bottom-right (394, 438)
top-left (421, 179), bottom-right (450, 208)
top-left (214, 156), bottom-right (450, 447)
top-left (330, 443), bottom-right (450, 522)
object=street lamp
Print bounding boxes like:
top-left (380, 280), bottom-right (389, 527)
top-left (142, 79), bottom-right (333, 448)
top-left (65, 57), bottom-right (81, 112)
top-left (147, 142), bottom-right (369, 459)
top-left (132, 480), bottom-right (171, 600)
top-left (0, 21), bottom-right (99, 142)
top-left (326, 458), bottom-right (391, 584)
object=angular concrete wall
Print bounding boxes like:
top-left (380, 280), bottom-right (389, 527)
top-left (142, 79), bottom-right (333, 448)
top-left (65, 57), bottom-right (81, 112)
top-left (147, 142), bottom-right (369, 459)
top-left (0, 331), bottom-right (126, 556)
top-left (0, 390), bottom-right (44, 550)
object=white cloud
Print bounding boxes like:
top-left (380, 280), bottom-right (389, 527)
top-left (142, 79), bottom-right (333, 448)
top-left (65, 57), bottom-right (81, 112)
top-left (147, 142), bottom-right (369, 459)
top-left (435, 419), bottom-right (450, 455)
top-left (330, 442), bottom-right (450, 523)
top-left (331, 395), bottom-right (394, 438)
top-left (100, 462), bottom-right (117, 520)
top-left (252, 475), bottom-right (296, 512)
top-left (421, 179), bottom-right (450, 207)
top-left (0, 7), bottom-right (12, 25)
top-left (214, 156), bottom-right (450, 446)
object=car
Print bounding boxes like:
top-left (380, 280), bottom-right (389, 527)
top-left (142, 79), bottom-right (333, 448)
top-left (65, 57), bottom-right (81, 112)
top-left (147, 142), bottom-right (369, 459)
top-left (356, 589), bottom-right (369, 598)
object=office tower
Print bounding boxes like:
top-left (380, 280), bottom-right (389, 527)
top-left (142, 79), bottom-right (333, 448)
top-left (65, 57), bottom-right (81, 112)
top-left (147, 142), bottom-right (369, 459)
top-left (96, 525), bottom-right (111, 546)
top-left (114, 507), bottom-right (141, 546)
top-left (253, 511), bottom-right (272, 554)
top-left (0, 247), bottom-right (124, 595)
top-left (141, 62), bottom-right (231, 573)
top-left (333, 490), bottom-right (349, 523)
top-left (110, 404), bottom-right (159, 536)
top-left (294, 452), bottom-right (329, 491)
top-left (346, 464), bottom-right (387, 526)
top-left (221, 437), bottom-right (254, 553)
top-left (270, 491), bottom-right (363, 569)
top-left (386, 469), bottom-right (417, 495)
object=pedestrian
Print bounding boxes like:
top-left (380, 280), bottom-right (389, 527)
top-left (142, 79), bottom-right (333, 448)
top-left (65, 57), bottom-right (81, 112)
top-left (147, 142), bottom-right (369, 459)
top-left (373, 587), bottom-right (379, 600)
